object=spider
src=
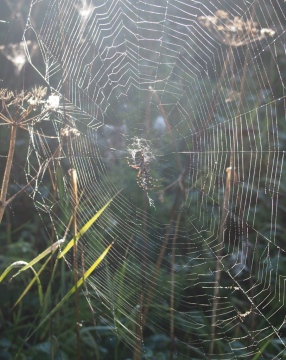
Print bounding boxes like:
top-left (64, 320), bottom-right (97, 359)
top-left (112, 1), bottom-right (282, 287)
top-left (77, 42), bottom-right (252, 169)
top-left (127, 150), bottom-right (159, 192)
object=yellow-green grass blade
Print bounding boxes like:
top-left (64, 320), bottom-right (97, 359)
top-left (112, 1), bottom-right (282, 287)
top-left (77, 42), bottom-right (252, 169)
top-left (0, 261), bottom-right (43, 306)
top-left (13, 255), bottom-right (52, 308)
top-left (29, 242), bottom-right (114, 337)
top-left (9, 239), bottom-right (65, 279)
top-left (58, 192), bottom-right (120, 259)
top-left (0, 261), bottom-right (26, 282)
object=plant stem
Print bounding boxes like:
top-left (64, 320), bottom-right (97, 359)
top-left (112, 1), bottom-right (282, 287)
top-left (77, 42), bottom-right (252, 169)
top-left (209, 166), bottom-right (234, 356)
top-left (0, 124), bottom-right (17, 224)
top-left (170, 210), bottom-right (181, 360)
top-left (69, 167), bottom-right (81, 360)
top-left (142, 188), bottom-right (181, 327)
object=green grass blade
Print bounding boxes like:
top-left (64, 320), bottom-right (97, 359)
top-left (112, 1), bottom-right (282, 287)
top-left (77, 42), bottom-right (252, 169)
top-left (13, 255), bottom-right (52, 308)
top-left (27, 242), bottom-right (114, 339)
top-left (0, 260), bottom-right (43, 306)
top-left (58, 192), bottom-right (119, 259)
top-left (10, 239), bottom-right (65, 279)
top-left (0, 261), bottom-right (27, 282)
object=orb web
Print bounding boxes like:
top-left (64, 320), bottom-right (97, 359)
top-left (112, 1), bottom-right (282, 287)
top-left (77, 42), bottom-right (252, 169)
top-left (20, 0), bottom-right (286, 358)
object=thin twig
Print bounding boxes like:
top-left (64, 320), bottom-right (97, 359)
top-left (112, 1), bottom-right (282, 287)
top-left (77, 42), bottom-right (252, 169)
top-left (0, 124), bottom-right (17, 223)
top-left (170, 210), bottom-right (181, 360)
top-left (209, 35), bottom-right (251, 356)
top-left (209, 166), bottom-right (237, 356)
top-left (142, 188), bottom-right (182, 327)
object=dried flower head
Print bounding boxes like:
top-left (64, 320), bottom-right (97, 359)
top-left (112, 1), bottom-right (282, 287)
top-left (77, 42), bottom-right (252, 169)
top-left (28, 86), bottom-right (47, 107)
top-left (198, 10), bottom-right (275, 46)
top-left (0, 88), bottom-right (14, 102)
top-left (0, 87), bottom-right (48, 128)
top-left (9, 90), bottom-right (31, 108)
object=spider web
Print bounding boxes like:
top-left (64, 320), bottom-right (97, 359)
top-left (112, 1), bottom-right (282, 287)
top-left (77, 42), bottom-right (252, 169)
top-left (21, 0), bottom-right (286, 358)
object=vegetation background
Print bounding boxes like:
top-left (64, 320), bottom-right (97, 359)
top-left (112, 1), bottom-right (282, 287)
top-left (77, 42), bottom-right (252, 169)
top-left (1, 1), bottom-right (286, 359)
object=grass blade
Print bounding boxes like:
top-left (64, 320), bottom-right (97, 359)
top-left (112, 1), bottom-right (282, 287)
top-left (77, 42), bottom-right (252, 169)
top-left (13, 255), bottom-right (52, 308)
top-left (0, 261), bottom-right (27, 282)
top-left (27, 242), bottom-right (114, 339)
top-left (0, 261), bottom-right (43, 306)
top-left (10, 239), bottom-right (65, 279)
top-left (58, 192), bottom-right (120, 259)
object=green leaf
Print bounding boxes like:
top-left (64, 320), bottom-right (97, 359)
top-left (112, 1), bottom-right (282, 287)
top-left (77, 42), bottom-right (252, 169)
top-left (13, 255), bottom-right (52, 308)
top-left (0, 261), bottom-right (43, 306)
top-left (10, 239), bottom-right (64, 279)
top-left (0, 261), bottom-right (27, 282)
top-left (28, 242), bottom-right (114, 339)
top-left (58, 192), bottom-right (120, 259)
